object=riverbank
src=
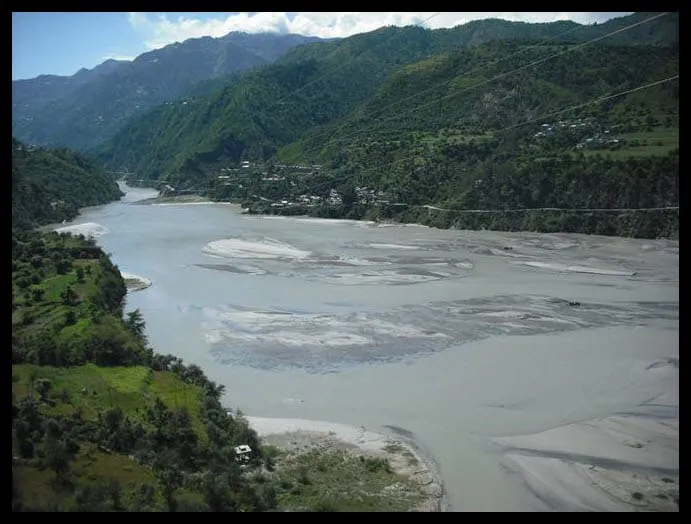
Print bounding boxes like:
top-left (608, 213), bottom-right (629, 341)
top-left (246, 416), bottom-right (446, 512)
top-left (242, 203), bottom-right (679, 240)
top-left (133, 194), bottom-right (237, 205)
top-left (134, 195), bottom-right (207, 204)
top-left (120, 271), bottom-right (152, 292)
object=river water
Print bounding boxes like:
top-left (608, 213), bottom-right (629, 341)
top-left (56, 185), bottom-right (678, 511)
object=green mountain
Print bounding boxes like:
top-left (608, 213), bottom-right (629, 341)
top-left (12, 33), bottom-right (325, 151)
top-left (287, 41), bottom-right (678, 191)
top-left (89, 12), bottom-right (678, 238)
top-left (12, 59), bottom-right (128, 110)
top-left (93, 12), bottom-right (677, 187)
top-left (11, 138), bottom-right (124, 229)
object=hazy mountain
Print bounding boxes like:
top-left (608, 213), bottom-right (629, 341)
top-left (12, 32), bottom-right (325, 151)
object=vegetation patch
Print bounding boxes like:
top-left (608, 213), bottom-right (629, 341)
top-left (256, 447), bottom-right (426, 512)
top-left (12, 230), bottom-right (266, 512)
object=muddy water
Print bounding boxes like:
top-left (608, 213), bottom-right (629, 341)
top-left (58, 185), bottom-right (678, 511)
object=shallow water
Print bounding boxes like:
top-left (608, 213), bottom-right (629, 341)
top-left (57, 184), bottom-right (678, 511)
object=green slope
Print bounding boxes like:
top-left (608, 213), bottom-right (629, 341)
top-left (12, 230), bottom-right (264, 512)
top-left (94, 12), bottom-right (677, 189)
top-left (12, 138), bottom-right (123, 229)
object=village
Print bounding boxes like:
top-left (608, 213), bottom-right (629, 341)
top-left (211, 160), bottom-right (392, 209)
top-left (533, 118), bottom-right (625, 150)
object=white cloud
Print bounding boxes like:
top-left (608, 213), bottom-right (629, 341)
top-left (128, 12), bottom-right (632, 50)
top-left (102, 54), bottom-right (136, 62)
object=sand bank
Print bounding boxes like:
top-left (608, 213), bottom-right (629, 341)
top-left (327, 270), bottom-right (445, 285)
top-left (54, 222), bottom-right (110, 238)
top-left (120, 271), bottom-right (152, 292)
top-left (152, 201), bottom-right (235, 206)
top-left (517, 261), bottom-right (636, 276)
top-left (368, 243), bottom-right (422, 250)
top-left (246, 416), bottom-right (446, 511)
top-left (202, 238), bottom-right (311, 261)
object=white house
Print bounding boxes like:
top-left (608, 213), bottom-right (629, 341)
top-left (234, 444), bottom-right (252, 463)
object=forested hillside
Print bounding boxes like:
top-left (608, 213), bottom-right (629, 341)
top-left (93, 12), bottom-right (677, 184)
top-left (11, 138), bottom-right (123, 229)
top-left (12, 229), bottom-right (268, 511)
top-left (279, 42), bottom-right (678, 206)
top-left (92, 12), bottom-right (678, 239)
top-left (92, 24), bottom-right (470, 182)
top-left (12, 33), bottom-right (324, 151)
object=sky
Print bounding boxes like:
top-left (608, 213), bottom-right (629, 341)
top-left (12, 12), bottom-right (632, 80)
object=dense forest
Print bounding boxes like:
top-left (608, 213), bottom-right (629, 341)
top-left (12, 12), bottom-right (679, 241)
top-left (93, 13), bottom-right (677, 181)
top-left (10, 140), bottom-right (258, 511)
top-left (12, 138), bottom-right (124, 229)
top-left (87, 13), bottom-right (678, 239)
top-left (12, 229), bottom-right (424, 512)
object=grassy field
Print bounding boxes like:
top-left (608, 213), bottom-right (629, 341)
top-left (417, 128), bottom-right (494, 146)
top-left (13, 443), bottom-right (160, 511)
top-left (12, 362), bottom-right (212, 510)
top-left (584, 126), bottom-right (678, 158)
top-left (12, 364), bottom-right (207, 443)
top-left (13, 256), bottom-right (99, 327)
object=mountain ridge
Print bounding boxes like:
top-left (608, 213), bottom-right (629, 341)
top-left (12, 32), bottom-right (326, 150)
top-left (93, 13), bottom-right (677, 184)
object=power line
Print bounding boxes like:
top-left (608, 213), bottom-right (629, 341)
top-left (411, 205), bottom-right (679, 214)
top-left (320, 12), bottom-right (671, 146)
top-left (303, 21), bottom-right (590, 146)
top-left (250, 73), bottom-right (678, 205)
top-left (116, 14), bottom-right (440, 175)
top-left (502, 75), bottom-right (679, 132)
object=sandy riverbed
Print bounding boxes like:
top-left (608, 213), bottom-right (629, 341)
top-left (246, 416), bottom-right (446, 511)
top-left (492, 357), bottom-right (679, 512)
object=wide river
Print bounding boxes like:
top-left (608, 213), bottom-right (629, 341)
top-left (58, 184), bottom-right (678, 511)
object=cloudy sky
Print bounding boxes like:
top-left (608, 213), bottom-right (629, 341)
top-left (12, 12), bottom-right (631, 80)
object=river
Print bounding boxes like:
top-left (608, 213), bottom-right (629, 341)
top-left (54, 184), bottom-right (678, 511)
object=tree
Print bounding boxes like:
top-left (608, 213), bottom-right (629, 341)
top-left (125, 309), bottom-right (147, 344)
top-left (43, 418), bottom-right (71, 487)
top-left (64, 310), bottom-right (77, 326)
top-left (74, 484), bottom-right (109, 511)
top-left (61, 286), bottom-right (78, 306)
top-left (201, 471), bottom-right (234, 512)
top-left (156, 466), bottom-right (183, 512)
top-left (31, 287), bottom-right (45, 302)
top-left (35, 378), bottom-right (52, 402)
top-left (105, 479), bottom-right (123, 511)
top-left (339, 183), bottom-right (357, 209)
top-left (76, 266), bottom-right (85, 283)
top-left (15, 419), bottom-right (35, 458)
top-left (55, 257), bottom-right (72, 275)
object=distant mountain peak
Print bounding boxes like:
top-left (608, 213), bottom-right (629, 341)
top-left (12, 32), bottom-right (330, 150)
